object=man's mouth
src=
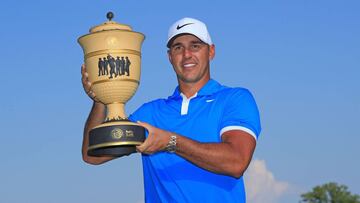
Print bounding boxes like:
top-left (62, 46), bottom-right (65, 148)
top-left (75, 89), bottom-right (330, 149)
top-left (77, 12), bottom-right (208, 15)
top-left (183, 63), bottom-right (196, 68)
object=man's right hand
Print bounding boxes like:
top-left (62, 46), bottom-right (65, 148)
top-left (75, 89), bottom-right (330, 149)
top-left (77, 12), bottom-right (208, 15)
top-left (81, 64), bottom-right (114, 165)
top-left (81, 64), bottom-right (99, 102)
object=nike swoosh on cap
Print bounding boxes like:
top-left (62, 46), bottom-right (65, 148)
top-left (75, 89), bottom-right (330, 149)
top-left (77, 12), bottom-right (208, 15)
top-left (177, 23), bottom-right (194, 30)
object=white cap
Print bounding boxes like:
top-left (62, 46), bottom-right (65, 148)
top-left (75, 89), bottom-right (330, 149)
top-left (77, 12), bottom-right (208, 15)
top-left (167, 17), bottom-right (213, 47)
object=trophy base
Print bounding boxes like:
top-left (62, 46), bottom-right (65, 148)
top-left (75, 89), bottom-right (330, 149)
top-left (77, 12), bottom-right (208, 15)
top-left (88, 121), bottom-right (145, 157)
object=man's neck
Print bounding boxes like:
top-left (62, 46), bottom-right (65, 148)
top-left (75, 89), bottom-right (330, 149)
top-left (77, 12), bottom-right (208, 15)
top-left (178, 78), bottom-right (210, 98)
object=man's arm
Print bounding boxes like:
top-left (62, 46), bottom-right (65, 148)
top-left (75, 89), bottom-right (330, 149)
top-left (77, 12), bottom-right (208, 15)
top-left (81, 65), bottom-right (115, 165)
top-left (81, 102), bottom-right (116, 165)
top-left (136, 122), bottom-right (256, 178)
top-left (176, 130), bottom-right (256, 178)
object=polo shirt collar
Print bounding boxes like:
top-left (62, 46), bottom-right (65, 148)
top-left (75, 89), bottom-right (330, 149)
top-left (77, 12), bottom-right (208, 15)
top-left (168, 79), bottom-right (223, 100)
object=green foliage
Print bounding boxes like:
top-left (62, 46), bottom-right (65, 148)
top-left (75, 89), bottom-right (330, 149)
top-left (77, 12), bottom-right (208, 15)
top-left (300, 182), bottom-right (360, 203)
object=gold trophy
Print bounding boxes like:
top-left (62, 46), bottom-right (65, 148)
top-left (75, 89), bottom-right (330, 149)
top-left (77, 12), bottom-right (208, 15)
top-left (78, 12), bottom-right (145, 156)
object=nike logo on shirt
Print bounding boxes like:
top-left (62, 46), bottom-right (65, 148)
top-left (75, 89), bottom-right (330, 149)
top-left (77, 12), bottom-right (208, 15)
top-left (206, 99), bottom-right (215, 103)
top-left (177, 23), bottom-right (194, 30)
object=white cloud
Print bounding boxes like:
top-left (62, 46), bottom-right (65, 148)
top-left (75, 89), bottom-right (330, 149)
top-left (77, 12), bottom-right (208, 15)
top-left (244, 159), bottom-right (289, 203)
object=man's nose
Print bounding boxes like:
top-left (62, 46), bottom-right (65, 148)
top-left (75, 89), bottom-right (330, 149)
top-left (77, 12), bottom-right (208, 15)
top-left (183, 47), bottom-right (192, 58)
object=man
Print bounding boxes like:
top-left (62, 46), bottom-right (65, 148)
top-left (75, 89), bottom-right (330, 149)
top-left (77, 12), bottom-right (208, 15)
top-left (102, 57), bottom-right (108, 76)
top-left (115, 56), bottom-right (121, 77)
top-left (97, 58), bottom-right (104, 76)
top-left (107, 54), bottom-right (116, 79)
top-left (81, 17), bottom-right (261, 202)
top-left (125, 56), bottom-right (131, 76)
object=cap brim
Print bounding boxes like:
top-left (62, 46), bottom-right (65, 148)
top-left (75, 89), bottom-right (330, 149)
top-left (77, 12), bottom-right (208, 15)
top-left (166, 33), bottom-right (206, 48)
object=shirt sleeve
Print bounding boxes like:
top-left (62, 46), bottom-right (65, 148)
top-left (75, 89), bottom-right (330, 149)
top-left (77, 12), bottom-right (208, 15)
top-left (129, 102), bottom-right (152, 123)
top-left (219, 88), bottom-right (261, 140)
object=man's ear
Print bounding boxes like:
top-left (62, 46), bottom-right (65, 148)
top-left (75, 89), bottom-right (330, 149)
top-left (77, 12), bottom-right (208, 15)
top-left (209, 44), bottom-right (215, 60)
top-left (167, 49), bottom-right (173, 63)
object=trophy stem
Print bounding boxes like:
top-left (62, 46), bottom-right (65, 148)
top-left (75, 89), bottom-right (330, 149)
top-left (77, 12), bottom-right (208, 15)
top-left (106, 103), bottom-right (127, 121)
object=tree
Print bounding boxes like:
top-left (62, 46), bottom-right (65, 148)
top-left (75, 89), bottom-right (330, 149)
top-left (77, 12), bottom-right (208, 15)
top-left (300, 182), bottom-right (360, 203)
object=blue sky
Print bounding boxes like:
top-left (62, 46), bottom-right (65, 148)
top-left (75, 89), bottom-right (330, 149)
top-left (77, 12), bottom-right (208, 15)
top-left (1, 0), bottom-right (359, 202)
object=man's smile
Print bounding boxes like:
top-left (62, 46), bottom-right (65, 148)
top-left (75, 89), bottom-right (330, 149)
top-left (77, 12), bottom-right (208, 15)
top-left (183, 63), bottom-right (196, 68)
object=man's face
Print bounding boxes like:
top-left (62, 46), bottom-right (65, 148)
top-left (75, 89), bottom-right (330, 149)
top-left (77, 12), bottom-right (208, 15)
top-left (168, 34), bottom-right (215, 84)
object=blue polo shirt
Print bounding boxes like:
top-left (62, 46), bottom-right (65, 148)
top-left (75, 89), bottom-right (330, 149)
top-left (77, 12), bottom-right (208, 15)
top-left (129, 79), bottom-right (261, 203)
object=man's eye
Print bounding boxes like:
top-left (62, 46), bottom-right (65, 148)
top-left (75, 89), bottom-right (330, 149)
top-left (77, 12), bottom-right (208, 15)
top-left (172, 46), bottom-right (183, 52)
top-left (192, 44), bottom-right (201, 50)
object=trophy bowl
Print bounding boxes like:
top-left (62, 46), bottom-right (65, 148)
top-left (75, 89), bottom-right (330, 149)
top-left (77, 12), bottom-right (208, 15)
top-left (78, 12), bottom-right (145, 156)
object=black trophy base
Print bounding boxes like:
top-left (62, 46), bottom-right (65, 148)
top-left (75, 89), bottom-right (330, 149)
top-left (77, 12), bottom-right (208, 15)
top-left (88, 121), bottom-right (145, 157)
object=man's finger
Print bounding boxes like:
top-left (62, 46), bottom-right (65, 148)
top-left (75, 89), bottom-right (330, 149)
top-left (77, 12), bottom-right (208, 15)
top-left (89, 91), bottom-right (96, 98)
top-left (86, 81), bottom-right (92, 89)
top-left (136, 143), bottom-right (148, 153)
top-left (81, 76), bottom-right (88, 84)
top-left (81, 64), bottom-right (86, 74)
top-left (136, 145), bottom-right (143, 152)
top-left (93, 96), bottom-right (100, 103)
top-left (136, 131), bottom-right (153, 152)
top-left (137, 145), bottom-right (154, 155)
top-left (137, 121), bottom-right (152, 131)
top-left (139, 133), bottom-right (151, 147)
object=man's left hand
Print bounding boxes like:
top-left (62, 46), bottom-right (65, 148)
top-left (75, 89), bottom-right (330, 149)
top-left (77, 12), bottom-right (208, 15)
top-left (136, 121), bottom-right (172, 155)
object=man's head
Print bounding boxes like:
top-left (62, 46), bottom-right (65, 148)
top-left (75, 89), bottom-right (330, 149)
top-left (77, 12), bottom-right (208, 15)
top-left (167, 17), bottom-right (215, 86)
